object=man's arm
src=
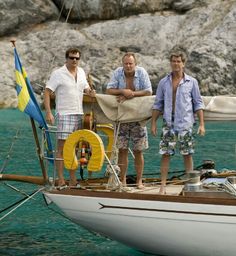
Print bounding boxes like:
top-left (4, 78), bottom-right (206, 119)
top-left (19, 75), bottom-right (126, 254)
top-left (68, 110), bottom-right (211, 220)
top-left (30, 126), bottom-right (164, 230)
top-left (106, 88), bottom-right (151, 97)
top-left (44, 88), bottom-right (54, 125)
top-left (151, 109), bottom-right (162, 136)
top-left (84, 88), bottom-right (96, 97)
top-left (132, 90), bottom-right (152, 97)
top-left (196, 109), bottom-right (205, 136)
top-left (106, 88), bottom-right (124, 95)
top-left (106, 67), bottom-right (152, 100)
top-left (105, 88), bottom-right (130, 103)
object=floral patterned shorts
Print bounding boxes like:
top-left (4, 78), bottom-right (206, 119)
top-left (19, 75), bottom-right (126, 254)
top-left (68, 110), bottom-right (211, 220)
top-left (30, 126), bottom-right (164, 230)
top-left (117, 122), bottom-right (148, 151)
top-left (159, 122), bottom-right (195, 155)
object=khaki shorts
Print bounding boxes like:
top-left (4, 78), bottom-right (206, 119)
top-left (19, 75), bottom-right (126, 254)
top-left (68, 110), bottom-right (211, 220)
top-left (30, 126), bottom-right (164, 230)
top-left (117, 122), bottom-right (148, 151)
top-left (159, 121), bottom-right (195, 155)
top-left (56, 114), bottom-right (83, 140)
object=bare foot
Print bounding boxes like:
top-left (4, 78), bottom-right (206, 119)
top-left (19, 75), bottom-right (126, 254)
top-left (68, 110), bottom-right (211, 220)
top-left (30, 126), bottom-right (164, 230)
top-left (121, 181), bottom-right (127, 187)
top-left (159, 185), bottom-right (166, 195)
top-left (137, 184), bottom-right (145, 189)
top-left (69, 179), bottom-right (79, 187)
top-left (69, 183), bottom-right (81, 189)
top-left (57, 179), bottom-right (67, 190)
top-left (58, 179), bottom-right (66, 187)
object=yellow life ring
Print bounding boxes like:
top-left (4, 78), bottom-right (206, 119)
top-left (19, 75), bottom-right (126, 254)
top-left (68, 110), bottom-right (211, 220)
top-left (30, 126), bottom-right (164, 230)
top-left (63, 129), bottom-right (105, 172)
top-left (96, 124), bottom-right (114, 159)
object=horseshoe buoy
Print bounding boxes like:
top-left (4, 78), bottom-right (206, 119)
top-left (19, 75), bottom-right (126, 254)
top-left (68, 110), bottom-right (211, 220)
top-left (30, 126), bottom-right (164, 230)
top-left (96, 124), bottom-right (114, 159)
top-left (63, 129), bottom-right (105, 171)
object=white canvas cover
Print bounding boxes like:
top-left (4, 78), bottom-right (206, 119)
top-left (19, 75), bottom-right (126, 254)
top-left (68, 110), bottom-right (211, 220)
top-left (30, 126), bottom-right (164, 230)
top-left (84, 94), bottom-right (236, 123)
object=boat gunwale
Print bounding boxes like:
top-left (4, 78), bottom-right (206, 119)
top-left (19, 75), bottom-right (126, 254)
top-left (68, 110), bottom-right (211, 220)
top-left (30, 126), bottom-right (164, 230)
top-left (46, 188), bottom-right (236, 206)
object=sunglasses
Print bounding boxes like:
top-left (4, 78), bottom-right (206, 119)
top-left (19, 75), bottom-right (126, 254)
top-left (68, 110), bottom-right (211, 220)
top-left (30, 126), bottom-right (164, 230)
top-left (68, 56), bottom-right (80, 60)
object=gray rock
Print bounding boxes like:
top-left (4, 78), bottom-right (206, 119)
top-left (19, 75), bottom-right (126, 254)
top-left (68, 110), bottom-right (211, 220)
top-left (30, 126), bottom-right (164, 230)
top-left (0, 0), bottom-right (236, 108)
top-left (0, 0), bottom-right (59, 36)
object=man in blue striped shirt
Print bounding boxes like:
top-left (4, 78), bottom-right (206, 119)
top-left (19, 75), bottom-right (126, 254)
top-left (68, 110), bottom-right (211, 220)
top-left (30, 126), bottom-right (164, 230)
top-left (106, 52), bottom-right (152, 189)
top-left (151, 51), bottom-right (205, 194)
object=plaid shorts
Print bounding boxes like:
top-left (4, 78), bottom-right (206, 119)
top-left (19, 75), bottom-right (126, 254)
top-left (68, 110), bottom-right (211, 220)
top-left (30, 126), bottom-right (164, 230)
top-left (159, 121), bottom-right (195, 155)
top-left (56, 114), bottom-right (83, 140)
top-left (117, 122), bottom-right (148, 151)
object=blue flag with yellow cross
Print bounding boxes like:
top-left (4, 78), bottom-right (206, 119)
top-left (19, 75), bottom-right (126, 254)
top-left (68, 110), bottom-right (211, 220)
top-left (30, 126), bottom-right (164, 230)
top-left (14, 47), bottom-right (53, 159)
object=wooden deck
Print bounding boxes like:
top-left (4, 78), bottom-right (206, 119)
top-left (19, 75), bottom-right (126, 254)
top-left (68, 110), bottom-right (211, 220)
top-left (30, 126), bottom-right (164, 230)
top-left (128, 184), bottom-right (184, 195)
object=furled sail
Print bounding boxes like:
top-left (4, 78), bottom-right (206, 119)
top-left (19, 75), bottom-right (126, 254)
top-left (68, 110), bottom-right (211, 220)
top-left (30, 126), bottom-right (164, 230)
top-left (85, 94), bottom-right (236, 123)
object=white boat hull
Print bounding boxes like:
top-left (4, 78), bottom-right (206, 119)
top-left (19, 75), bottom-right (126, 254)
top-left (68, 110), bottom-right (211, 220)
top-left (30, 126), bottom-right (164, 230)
top-left (44, 190), bottom-right (236, 256)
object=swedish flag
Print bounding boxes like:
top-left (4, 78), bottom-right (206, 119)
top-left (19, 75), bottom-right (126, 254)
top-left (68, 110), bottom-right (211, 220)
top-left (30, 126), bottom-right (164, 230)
top-left (14, 48), bottom-right (53, 158)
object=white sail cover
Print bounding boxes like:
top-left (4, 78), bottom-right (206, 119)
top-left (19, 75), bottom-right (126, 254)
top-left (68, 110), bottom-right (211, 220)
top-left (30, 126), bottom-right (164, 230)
top-left (203, 96), bottom-right (236, 120)
top-left (84, 94), bottom-right (236, 123)
top-left (95, 94), bottom-right (154, 122)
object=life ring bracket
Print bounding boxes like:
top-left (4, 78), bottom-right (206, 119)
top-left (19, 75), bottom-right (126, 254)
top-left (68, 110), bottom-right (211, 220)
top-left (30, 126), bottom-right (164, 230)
top-left (63, 129), bottom-right (105, 172)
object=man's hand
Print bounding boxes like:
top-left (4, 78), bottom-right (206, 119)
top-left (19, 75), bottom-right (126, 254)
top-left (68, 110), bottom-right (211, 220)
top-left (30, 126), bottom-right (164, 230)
top-left (116, 89), bottom-right (135, 102)
top-left (85, 89), bottom-right (96, 97)
top-left (151, 123), bottom-right (157, 136)
top-left (197, 125), bottom-right (205, 136)
top-left (46, 111), bottom-right (55, 125)
top-left (116, 95), bottom-right (126, 103)
top-left (89, 89), bottom-right (96, 97)
top-left (122, 89), bottom-right (134, 99)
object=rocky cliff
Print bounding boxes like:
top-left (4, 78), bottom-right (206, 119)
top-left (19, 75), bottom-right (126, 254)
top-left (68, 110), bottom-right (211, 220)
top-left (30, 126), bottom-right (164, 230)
top-left (0, 0), bottom-right (235, 108)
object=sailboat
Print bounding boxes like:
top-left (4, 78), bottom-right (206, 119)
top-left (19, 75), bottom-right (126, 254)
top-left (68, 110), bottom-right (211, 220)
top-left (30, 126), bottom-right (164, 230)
top-left (42, 94), bottom-right (236, 256)
top-left (2, 91), bottom-right (236, 255)
top-left (1, 42), bottom-right (236, 256)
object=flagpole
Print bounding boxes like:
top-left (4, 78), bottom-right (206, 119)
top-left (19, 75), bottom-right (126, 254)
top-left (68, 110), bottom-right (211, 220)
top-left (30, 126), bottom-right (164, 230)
top-left (30, 118), bottom-right (48, 183)
top-left (11, 39), bottom-right (48, 185)
top-left (10, 38), bottom-right (16, 47)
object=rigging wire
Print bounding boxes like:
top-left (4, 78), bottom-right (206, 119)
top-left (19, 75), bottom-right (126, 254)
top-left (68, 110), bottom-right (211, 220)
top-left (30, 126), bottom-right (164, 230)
top-left (65, 0), bottom-right (75, 23)
top-left (0, 129), bottom-right (21, 174)
top-left (2, 182), bottom-right (36, 198)
top-left (0, 127), bottom-right (35, 199)
top-left (0, 188), bottom-right (39, 215)
top-left (57, 0), bottom-right (66, 21)
top-left (43, 0), bottom-right (75, 85)
top-left (0, 187), bottom-right (44, 222)
top-left (0, 186), bottom-right (69, 224)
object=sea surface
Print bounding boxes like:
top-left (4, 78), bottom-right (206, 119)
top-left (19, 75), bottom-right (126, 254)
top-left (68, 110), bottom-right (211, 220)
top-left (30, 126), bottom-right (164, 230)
top-left (0, 109), bottom-right (236, 256)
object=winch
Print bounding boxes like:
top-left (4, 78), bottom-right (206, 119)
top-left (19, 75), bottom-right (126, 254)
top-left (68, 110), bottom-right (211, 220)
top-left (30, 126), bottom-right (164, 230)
top-left (183, 170), bottom-right (202, 192)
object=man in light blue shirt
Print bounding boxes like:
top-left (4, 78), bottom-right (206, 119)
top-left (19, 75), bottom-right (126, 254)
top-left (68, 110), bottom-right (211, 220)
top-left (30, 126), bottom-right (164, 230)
top-left (106, 52), bottom-right (152, 189)
top-left (151, 51), bottom-right (205, 194)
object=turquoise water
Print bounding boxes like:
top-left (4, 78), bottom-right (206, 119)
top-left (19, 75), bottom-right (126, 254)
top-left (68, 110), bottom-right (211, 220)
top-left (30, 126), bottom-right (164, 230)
top-left (0, 109), bottom-right (236, 256)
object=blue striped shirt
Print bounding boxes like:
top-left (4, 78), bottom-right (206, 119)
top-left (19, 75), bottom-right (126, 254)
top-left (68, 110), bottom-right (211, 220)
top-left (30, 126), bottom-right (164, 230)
top-left (152, 73), bottom-right (204, 131)
top-left (107, 66), bottom-right (152, 92)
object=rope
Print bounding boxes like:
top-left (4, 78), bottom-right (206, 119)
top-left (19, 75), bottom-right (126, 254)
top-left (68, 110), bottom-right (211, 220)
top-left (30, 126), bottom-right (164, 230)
top-left (57, 0), bottom-right (66, 21)
top-left (65, 0), bottom-right (75, 23)
top-left (223, 180), bottom-right (236, 196)
top-left (2, 182), bottom-right (35, 198)
top-left (0, 129), bottom-right (21, 174)
top-left (43, 0), bottom-right (75, 85)
top-left (0, 187), bottom-right (44, 222)
top-left (0, 188), bottom-right (39, 215)
top-left (0, 186), bottom-right (71, 224)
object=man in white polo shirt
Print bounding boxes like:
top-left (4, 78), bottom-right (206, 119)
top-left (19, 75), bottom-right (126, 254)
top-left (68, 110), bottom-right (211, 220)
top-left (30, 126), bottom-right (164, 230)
top-left (44, 47), bottom-right (95, 188)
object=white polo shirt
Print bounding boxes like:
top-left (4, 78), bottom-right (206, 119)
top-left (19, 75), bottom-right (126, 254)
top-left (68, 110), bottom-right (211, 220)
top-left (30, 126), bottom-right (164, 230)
top-left (46, 65), bottom-right (89, 115)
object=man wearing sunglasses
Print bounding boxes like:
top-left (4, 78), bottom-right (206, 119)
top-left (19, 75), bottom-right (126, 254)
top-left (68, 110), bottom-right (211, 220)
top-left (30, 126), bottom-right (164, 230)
top-left (44, 47), bottom-right (95, 188)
